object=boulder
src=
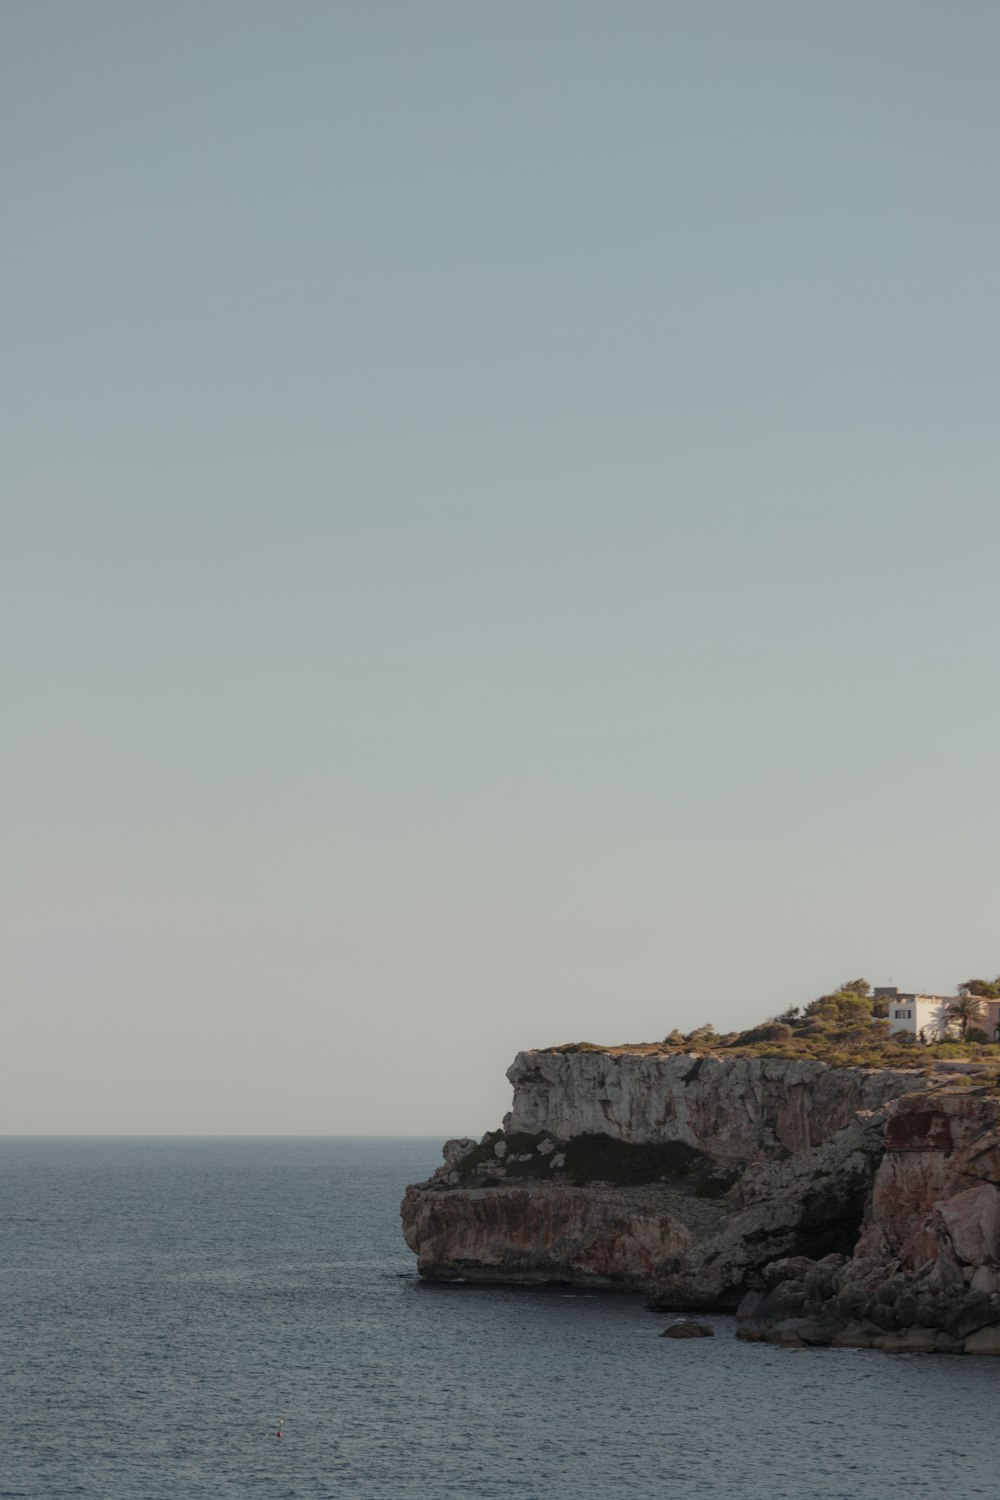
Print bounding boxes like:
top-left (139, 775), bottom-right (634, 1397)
top-left (762, 1280), bottom-right (809, 1320)
top-left (918, 1256), bottom-right (965, 1295)
top-left (761, 1256), bottom-right (816, 1290)
top-left (441, 1137), bottom-right (477, 1167)
top-left (937, 1183), bottom-right (1000, 1266)
top-left (735, 1289), bottom-right (767, 1322)
top-left (970, 1266), bottom-right (1000, 1296)
top-left (944, 1293), bottom-right (997, 1340)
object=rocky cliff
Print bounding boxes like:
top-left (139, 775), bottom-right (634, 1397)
top-left (403, 1045), bottom-right (1000, 1352)
top-left (401, 1050), bottom-right (932, 1305)
top-left (735, 1086), bottom-right (1000, 1352)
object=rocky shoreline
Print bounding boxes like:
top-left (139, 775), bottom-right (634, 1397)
top-left (401, 1049), bottom-right (1000, 1353)
top-left (734, 1090), bottom-right (1000, 1353)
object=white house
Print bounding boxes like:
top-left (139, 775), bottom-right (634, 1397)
top-left (874, 986), bottom-right (1000, 1042)
top-left (875, 987), bottom-right (956, 1041)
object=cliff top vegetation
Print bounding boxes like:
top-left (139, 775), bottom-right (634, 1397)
top-left (550, 977), bottom-right (1000, 1072)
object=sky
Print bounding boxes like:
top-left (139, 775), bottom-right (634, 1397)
top-left (3, 1), bottom-right (999, 1135)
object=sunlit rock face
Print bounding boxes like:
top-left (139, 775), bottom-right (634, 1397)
top-left (503, 1051), bottom-right (924, 1160)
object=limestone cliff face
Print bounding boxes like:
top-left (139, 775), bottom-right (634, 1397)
top-left (401, 1050), bottom-right (931, 1304)
top-left (504, 1051), bottom-right (923, 1160)
top-left (735, 1088), bottom-right (1000, 1353)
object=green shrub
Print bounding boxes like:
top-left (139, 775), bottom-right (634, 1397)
top-left (730, 1021), bottom-right (793, 1046)
top-left (684, 1024), bottom-right (717, 1048)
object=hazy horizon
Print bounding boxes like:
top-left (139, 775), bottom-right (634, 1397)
top-left (0, 1132), bottom-right (452, 1139)
top-left (5, 1), bottom-right (999, 1134)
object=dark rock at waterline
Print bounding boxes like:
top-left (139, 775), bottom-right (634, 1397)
top-left (735, 1091), bottom-right (1000, 1355)
top-left (661, 1320), bottom-right (714, 1338)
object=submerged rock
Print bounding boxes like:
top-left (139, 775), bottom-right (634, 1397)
top-left (661, 1320), bottom-right (714, 1338)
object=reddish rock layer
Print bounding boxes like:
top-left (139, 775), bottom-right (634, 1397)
top-left (401, 1179), bottom-right (696, 1287)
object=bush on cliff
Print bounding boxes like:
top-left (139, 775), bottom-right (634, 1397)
top-left (734, 1022), bottom-right (794, 1046)
top-left (684, 1024), bottom-right (717, 1047)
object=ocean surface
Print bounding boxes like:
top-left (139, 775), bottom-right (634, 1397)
top-left (0, 1137), bottom-right (996, 1500)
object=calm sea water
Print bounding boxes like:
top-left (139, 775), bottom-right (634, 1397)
top-left (0, 1137), bottom-right (996, 1500)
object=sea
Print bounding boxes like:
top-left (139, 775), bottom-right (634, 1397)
top-left (0, 1137), bottom-right (996, 1500)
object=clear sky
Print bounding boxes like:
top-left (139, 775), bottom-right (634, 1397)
top-left (3, 1), bottom-right (999, 1135)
